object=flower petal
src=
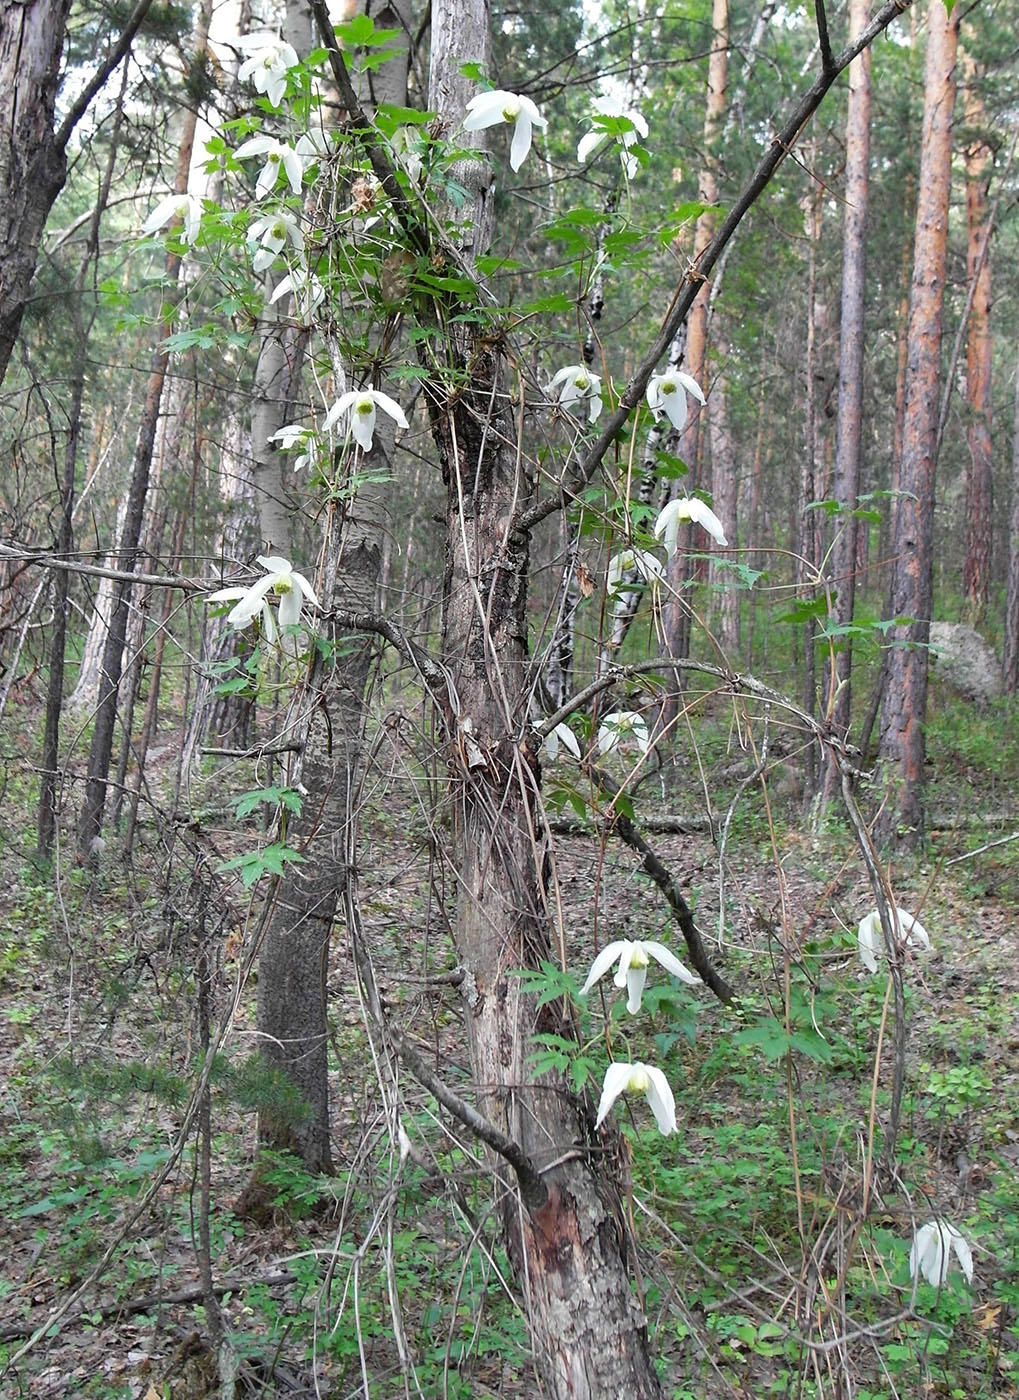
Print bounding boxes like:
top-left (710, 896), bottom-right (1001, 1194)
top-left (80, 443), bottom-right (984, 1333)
top-left (642, 1064), bottom-right (677, 1135)
top-left (594, 1061), bottom-right (635, 1129)
top-left (370, 389), bottom-right (410, 430)
top-left (277, 586), bottom-right (302, 628)
top-left (577, 130), bottom-right (604, 164)
top-left (624, 962), bottom-right (647, 1014)
top-left (857, 911), bottom-right (882, 973)
top-left (256, 555), bottom-right (292, 574)
top-left (644, 941), bottom-right (701, 986)
top-left (579, 942), bottom-right (627, 997)
top-left (509, 112), bottom-right (533, 172)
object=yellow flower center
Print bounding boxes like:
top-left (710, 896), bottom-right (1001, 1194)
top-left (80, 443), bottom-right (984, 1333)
top-left (271, 222), bottom-right (285, 238)
top-left (269, 152), bottom-right (280, 164)
top-left (660, 379), bottom-right (676, 395)
top-left (627, 1068), bottom-right (650, 1094)
top-left (356, 398), bottom-right (373, 415)
top-left (502, 100), bottom-right (521, 122)
top-left (272, 576), bottom-right (294, 595)
top-left (574, 374), bottom-right (589, 390)
top-left (628, 943), bottom-right (649, 969)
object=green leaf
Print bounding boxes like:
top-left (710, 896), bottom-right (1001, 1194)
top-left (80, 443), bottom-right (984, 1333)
top-left (336, 12), bottom-right (377, 45)
top-left (210, 675), bottom-right (253, 698)
top-left (775, 595), bottom-right (831, 625)
top-left (217, 843), bottom-right (306, 889)
top-left (232, 786), bottom-right (304, 819)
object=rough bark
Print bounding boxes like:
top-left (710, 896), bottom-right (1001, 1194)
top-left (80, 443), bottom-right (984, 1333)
top-left (426, 5), bottom-right (664, 1396)
top-left (0, 0), bottom-right (154, 387)
top-left (821, 0), bottom-right (870, 802)
top-left (252, 0), bottom-right (405, 1174)
top-left (659, 0), bottom-right (728, 705)
top-left (876, 0), bottom-right (957, 848)
top-left (961, 49), bottom-right (993, 620)
top-left (1003, 344), bottom-right (1019, 693)
top-left (0, 0), bottom-right (71, 386)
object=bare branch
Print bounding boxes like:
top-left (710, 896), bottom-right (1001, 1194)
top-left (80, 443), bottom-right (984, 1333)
top-left (55, 0), bottom-right (156, 152)
top-left (518, 0), bottom-right (915, 533)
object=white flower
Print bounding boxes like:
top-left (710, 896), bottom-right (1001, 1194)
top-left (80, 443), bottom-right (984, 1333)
top-left (646, 370), bottom-right (705, 434)
top-left (857, 908), bottom-right (931, 975)
top-left (577, 95), bottom-right (649, 178)
top-left (546, 364), bottom-right (603, 423)
top-left (580, 938), bottom-right (700, 1014)
top-left (597, 711), bottom-right (649, 756)
top-left (910, 1220), bottom-right (974, 1287)
top-left (142, 192), bottom-right (202, 245)
top-left (247, 209), bottom-right (304, 272)
top-left (323, 388), bottom-right (409, 452)
top-left (296, 129), bottom-right (331, 168)
top-left (237, 32), bottom-right (299, 109)
top-left (270, 267), bottom-right (326, 319)
top-left (270, 423), bottom-right (317, 472)
top-left (595, 1062), bottom-right (677, 1135)
top-left (205, 585), bottom-right (277, 640)
top-left (654, 497), bottom-right (728, 554)
top-left (462, 89), bottom-right (547, 173)
top-left (207, 555), bottom-right (318, 632)
top-left (541, 722), bottom-right (581, 762)
top-left (607, 548), bottom-right (665, 594)
top-left (233, 135), bottom-right (304, 199)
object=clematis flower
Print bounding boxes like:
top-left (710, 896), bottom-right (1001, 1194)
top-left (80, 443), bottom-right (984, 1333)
top-left (654, 497), bottom-right (728, 554)
top-left (270, 267), bottom-right (326, 319)
top-left (595, 1062), bottom-right (677, 1135)
top-left (142, 192), bottom-right (203, 246)
top-left (580, 938), bottom-right (700, 1014)
top-left (323, 388), bottom-right (409, 451)
top-left (233, 135), bottom-right (304, 199)
top-left (577, 95), bottom-right (649, 179)
top-left (597, 711), bottom-right (649, 756)
top-left (269, 423), bottom-right (317, 472)
top-left (237, 31), bottom-right (299, 108)
top-left (207, 555), bottom-right (318, 632)
top-left (546, 364), bottom-right (603, 423)
top-left (540, 722), bottom-right (581, 762)
top-left (463, 89), bottom-right (547, 172)
top-left (910, 1220), bottom-right (973, 1287)
top-left (247, 209), bottom-right (304, 272)
top-left (857, 908), bottom-right (931, 975)
top-left (296, 129), bottom-right (331, 168)
top-left (607, 548), bottom-right (665, 594)
top-left (646, 369), bottom-right (705, 434)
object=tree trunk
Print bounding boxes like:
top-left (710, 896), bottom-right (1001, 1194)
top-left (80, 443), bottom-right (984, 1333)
top-left (0, 0), bottom-right (71, 387)
top-left (961, 48), bottom-right (993, 621)
top-left (36, 59), bottom-right (130, 858)
top-left (876, 0), bottom-right (957, 848)
top-left (252, 0), bottom-right (406, 1174)
top-left (426, 5), bottom-right (664, 1395)
top-left (75, 10), bottom-right (209, 861)
top-left (1002, 343), bottom-right (1019, 693)
top-left (821, 0), bottom-right (870, 802)
top-left (659, 0), bottom-right (727, 699)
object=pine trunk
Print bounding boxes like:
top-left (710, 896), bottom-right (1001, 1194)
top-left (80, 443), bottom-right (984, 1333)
top-left (876, 0), bottom-right (957, 848)
top-left (961, 50), bottom-right (993, 620)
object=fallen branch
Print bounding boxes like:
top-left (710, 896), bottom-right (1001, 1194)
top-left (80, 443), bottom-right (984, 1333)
top-left (0, 1271), bottom-right (296, 1343)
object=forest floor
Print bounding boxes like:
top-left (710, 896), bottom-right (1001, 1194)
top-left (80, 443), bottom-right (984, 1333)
top-left (2, 686), bottom-right (1019, 1399)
